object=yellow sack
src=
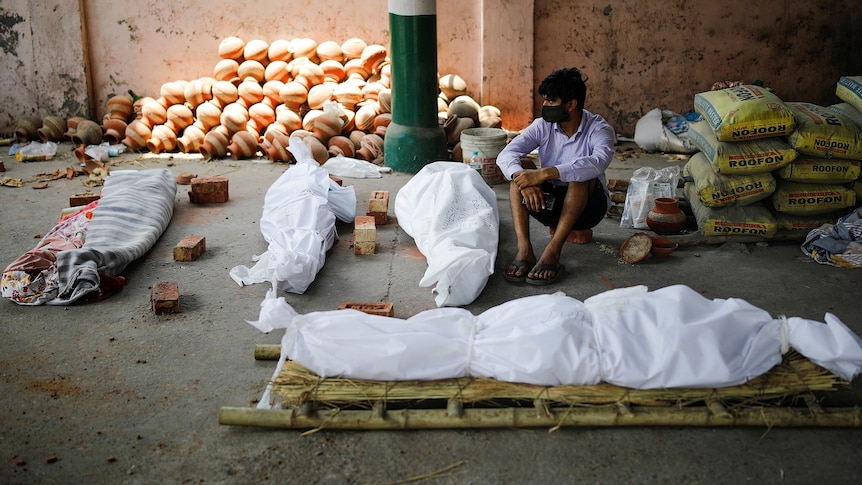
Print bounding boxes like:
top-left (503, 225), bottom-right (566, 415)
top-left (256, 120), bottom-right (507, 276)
top-left (683, 152), bottom-right (775, 208)
top-left (693, 85), bottom-right (796, 142)
top-left (786, 102), bottom-right (862, 160)
top-left (684, 183), bottom-right (778, 238)
top-left (773, 156), bottom-right (861, 184)
top-left (836, 76), bottom-right (862, 115)
top-left (688, 121), bottom-right (795, 174)
top-left (773, 210), bottom-right (847, 233)
top-left (829, 103), bottom-right (862, 130)
top-left (770, 180), bottom-right (857, 216)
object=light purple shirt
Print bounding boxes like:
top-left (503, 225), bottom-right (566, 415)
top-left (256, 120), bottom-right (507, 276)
top-left (496, 109), bottom-right (616, 207)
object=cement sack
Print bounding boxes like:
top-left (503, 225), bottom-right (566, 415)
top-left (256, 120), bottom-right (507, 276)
top-left (693, 85), bottom-right (796, 142)
top-left (772, 209), bottom-right (847, 234)
top-left (634, 108), bottom-right (697, 153)
top-left (770, 180), bottom-right (857, 216)
top-left (786, 102), bottom-right (862, 160)
top-left (620, 166), bottom-right (681, 229)
top-left (773, 156), bottom-right (861, 185)
top-left (683, 152), bottom-right (775, 208)
top-left (684, 182), bottom-right (778, 238)
top-left (853, 180), bottom-right (862, 201)
top-left (688, 120), bottom-right (795, 175)
top-left (836, 76), bottom-right (862, 115)
top-left (829, 103), bottom-right (862, 131)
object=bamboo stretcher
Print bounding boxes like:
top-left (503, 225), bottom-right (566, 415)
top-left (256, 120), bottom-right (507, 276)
top-left (219, 348), bottom-right (862, 430)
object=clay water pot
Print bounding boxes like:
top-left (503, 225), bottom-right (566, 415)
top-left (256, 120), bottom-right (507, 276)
top-left (279, 81), bottom-right (308, 111)
top-left (237, 60), bottom-right (265, 83)
top-left (320, 60), bottom-right (345, 83)
top-left (361, 81), bottom-right (384, 102)
top-left (263, 123), bottom-right (288, 144)
top-left (177, 124), bottom-right (206, 153)
top-left (276, 107), bottom-right (303, 133)
top-left (377, 89), bottom-right (392, 114)
top-left (141, 99), bottom-right (168, 126)
top-left (354, 103), bottom-right (378, 132)
top-left (166, 104), bottom-right (194, 133)
top-left (218, 36), bottom-right (245, 60)
top-left (439, 73), bottom-right (467, 100)
top-left (64, 116), bottom-right (87, 139)
top-left (200, 129), bottom-right (230, 159)
top-left (146, 124), bottom-right (177, 154)
top-left (341, 38), bottom-right (367, 60)
top-left (447, 95), bottom-right (481, 127)
top-left (327, 135), bottom-right (354, 158)
top-left (72, 119), bottom-right (103, 146)
top-left (268, 39), bottom-right (293, 63)
top-left (102, 119), bottom-right (127, 144)
top-left (295, 64), bottom-right (325, 91)
top-left (646, 197), bottom-right (687, 235)
top-left (227, 130), bottom-right (259, 159)
top-left (249, 102), bottom-right (276, 131)
top-left (195, 101), bottom-right (222, 131)
top-left (479, 105), bottom-right (503, 128)
top-left (213, 58), bottom-right (240, 82)
top-left (312, 112), bottom-right (342, 143)
top-left (38, 116), bottom-right (67, 142)
top-left (160, 81), bottom-right (187, 106)
top-left (348, 130), bottom-right (365, 150)
top-left (356, 133), bottom-right (384, 161)
top-left (443, 115), bottom-right (475, 146)
top-left (649, 237), bottom-right (679, 259)
top-left (265, 61), bottom-right (290, 83)
top-left (302, 109), bottom-right (323, 132)
top-left (183, 79), bottom-right (211, 109)
top-left (360, 44), bottom-right (387, 74)
top-left (262, 134), bottom-right (292, 162)
top-left (307, 83), bottom-right (335, 110)
top-left (15, 116), bottom-right (42, 141)
top-left (243, 39), bottom-right (269, 63)
top-left (238, 80), bottom-right (264, 106)
top-left (373, 113), bottom-right (392, 137)
top-left (292, 38), bottom-right (319, 62)
top-left (212, 80), bottom-right (239, 107)
top-left (106, 94), bottom-right (134, 121)
top-left (303, 136), bottom-right (329, 164)
top-left (220, 104), bottom-right (249, 134)
top-left (122, 119), bottom-right (152, 150)
top-left (333, 82), bottom-right (363, 111)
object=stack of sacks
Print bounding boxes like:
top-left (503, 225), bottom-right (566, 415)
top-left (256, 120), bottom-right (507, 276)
top-left (828, 76), bottom-right (862, 207)
top-left (686, 85), bottom-right (797, 238)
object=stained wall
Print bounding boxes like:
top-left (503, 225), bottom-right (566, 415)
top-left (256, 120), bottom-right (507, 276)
top-left (1, 1), bottom-right (859, 137)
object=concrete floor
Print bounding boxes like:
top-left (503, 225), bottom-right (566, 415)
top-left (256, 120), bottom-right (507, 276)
top-left (1, 141), bottom-right (861, 484)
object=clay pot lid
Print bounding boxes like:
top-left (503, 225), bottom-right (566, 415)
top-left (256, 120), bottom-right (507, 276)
top-left (620, 232), bottom-right (652, 264)
top-left (649, 237), bottom-right (679, 259)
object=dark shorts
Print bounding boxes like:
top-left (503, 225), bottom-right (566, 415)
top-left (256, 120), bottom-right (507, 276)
top-left (528, 180), bottom-right (607, 229)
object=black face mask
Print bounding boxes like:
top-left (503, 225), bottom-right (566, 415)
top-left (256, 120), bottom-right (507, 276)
top-left (541, 104), bottom-right (569, 123)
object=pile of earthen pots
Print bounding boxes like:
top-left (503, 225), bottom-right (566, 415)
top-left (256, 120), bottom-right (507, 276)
top-left (15, 36), bottom-right (505, 164)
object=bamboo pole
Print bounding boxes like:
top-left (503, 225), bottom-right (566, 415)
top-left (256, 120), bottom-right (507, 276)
top-left (218, 405), bottom-right (862, 430)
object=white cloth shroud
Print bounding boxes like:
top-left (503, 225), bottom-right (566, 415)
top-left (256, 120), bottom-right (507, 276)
top-left (250, 284), bottom-right (862, 397)
top-left (393, 161), bottom-right (499, 307)
top-left (230, 137), bottom-right (356, 293)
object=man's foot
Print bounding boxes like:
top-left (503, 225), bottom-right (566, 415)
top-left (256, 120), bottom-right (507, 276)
top-left (526, 263), bottom-right (566, 286)
top-left (504, 259), bottom-right (535, 283)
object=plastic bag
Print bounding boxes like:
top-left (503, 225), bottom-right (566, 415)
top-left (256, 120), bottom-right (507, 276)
top-left (634, 108), bottom-right (697, 154)
top-left (322, 155), bottom-right (391, 178)
top-left (16, 141), bottom-right (57, 161)
top-left (620, 166), bottom-right (681, 229)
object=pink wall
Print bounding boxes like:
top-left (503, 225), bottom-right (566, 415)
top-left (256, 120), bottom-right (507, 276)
top-left (1, 1), bottom-right (859, 136)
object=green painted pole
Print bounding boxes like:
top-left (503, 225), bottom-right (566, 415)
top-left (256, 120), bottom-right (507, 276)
top-left (384, 0), bottom-right (448, 173)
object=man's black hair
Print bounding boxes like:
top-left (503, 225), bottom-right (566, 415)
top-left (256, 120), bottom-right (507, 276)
top-left (538, 67), bottom-right (588, 110)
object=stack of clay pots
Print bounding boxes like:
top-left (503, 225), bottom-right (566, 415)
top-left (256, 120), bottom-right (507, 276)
top-left (435, 73), bottom-right (504, 162)
top-left (116, 36), bottom-right (395, 163)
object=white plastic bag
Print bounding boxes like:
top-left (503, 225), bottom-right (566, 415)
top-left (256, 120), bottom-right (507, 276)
top-left (394, 161), bottom-right (499, 307)
top-left (322, 155), bottom-right (391, 178)
top-left (620, 166), bottom-right (681, 229)
top-left (634, 108), bottom-right (697, 153)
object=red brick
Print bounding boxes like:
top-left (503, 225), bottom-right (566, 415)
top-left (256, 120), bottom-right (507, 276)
top-left (338, 301), bottom-right (395, 317)
top-left (151, 281), bottom-right (179, 314)
top-left (366, 190), bottom-right (389, 224)
top-left (549, 227), bottom-right (593, 244)
top-left (189, 176), bottom-right (229, 203)
top-left (69, 193), bottom-right (100, 206)
top-left (173, 235), bottom-right (206, 261)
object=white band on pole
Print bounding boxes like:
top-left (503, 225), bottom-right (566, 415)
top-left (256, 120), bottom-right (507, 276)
top-left (389, 0), bottom-right (436, 16)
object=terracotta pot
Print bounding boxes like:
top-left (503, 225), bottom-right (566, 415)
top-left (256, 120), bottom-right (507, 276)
top-left (213, 58), bottom-right (240, 82)
top-left (249, 102), bottom-right (276, 132)
top-left (238, 60), bottom-right (265, 83)
top-left (373, 113), bottom-right (392, 137)
top-left (341, 38), bottom-right (367, 60)
top-left (327, 135), bottom-right (354, 158)
top-left (303, 136), bottom-right (329, 164)
top-left (166, 104), bottom-right (194, 133)
top-left (443, 115), bottom-right (475, 146)
top-left (37, 116), bottom-right (67, 142)
top-left (276, 107), bottom-right (303, 134)
top-left (361, 81), bottom-right (383, 102)
top-left (265, 61), bottom-right (290, 83)
top-left (218, 36), bottom-right (245, 60)
top-left (227, 130), bottom-right (259, 159)
top-left (177, 125), bottom-right (206, 153)
top-left (102, 119), bottom-right (127, 145)
top-left (243, 39), bottom-right (269, 63)
top-left (238, 80), bottom-right (265, 106)
top-left (279, 81), bottom-right (308, 111)
top-left (438, 73), bottom-right (467, 100)
top-left (377, 89), bottom-right (392, 114)
top-left (312, 112), bottom-right (342, 143)
top-left (262, 134), bottom-right (292, 162)
top-left (183, 79), bottom-right (211, 109)
top-left (646, 197), bottom-right (687, 235)
top-left (320, 60), bottom-right (345, 83)
top-left (316, 41), bottom-right (343, 62)
top-left (343, 58), bottom-right (369, 81)
top-left (268, 39), bottom-right (293, 63)
top-left (146, 124), bottom-right (177, 154)
top-left (220, 104), bottom-right (249, 134)
top-left (649, 237), bottom-right (679, 259)
top-left (302, 109), bottom-right (323, 132)
top-left (15, 116), bottom-right (42, 141)
top-left (141, 98), bottom-right (168, 126)
top-left (195, 101), bottom-right (222, 131)
top-left (160, 81), bottom-right (186, 106)
top-left (361, 44), bottom-right (387, 74)
top-left (292, 38), bottom-right (319, 62)
top-left (200, 129), bottom-right (230, 159)
top-left (263, 123), bottom-right (288, 144)
top-left (307, 83), bottom-right (335, 110)
top-left (447, 95), bottom-right (481, 127)
top-left (72, 119), bottom-right (103, 146)
top-left (354, 103), bottom-right (378, 132)
top-left (479, 105), bottom-right (503, 128)
top-left (295, 64), bottom-right (325, 91)
top-left (106, 94), bottom-right (134, 121)
top-left (64, 116), bottom-right (87, 139)
top-left (212, 80), bottom-right (239, 107)
top-left (122, 119), bottom-right (152, 151)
